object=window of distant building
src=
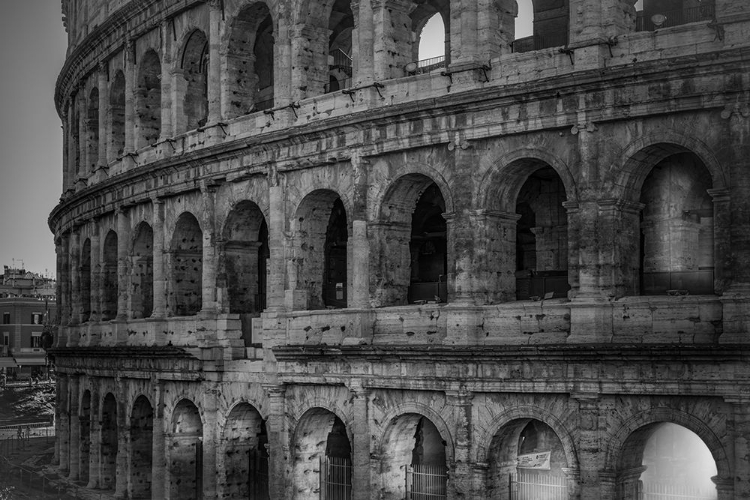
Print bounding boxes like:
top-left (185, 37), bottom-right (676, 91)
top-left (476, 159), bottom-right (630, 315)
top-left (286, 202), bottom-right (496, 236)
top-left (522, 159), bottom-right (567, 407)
top-left (3, 333), bottom-right (8, 346)
top-left (31, 332), bottom-right (42, 348)
top-left (2, 313), bottom-right (9, 324)
top-left (32, 313), bottom-right (42, 325)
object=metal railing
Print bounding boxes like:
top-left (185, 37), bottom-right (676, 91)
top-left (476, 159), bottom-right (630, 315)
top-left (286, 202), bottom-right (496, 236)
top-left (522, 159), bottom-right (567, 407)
top-left (406, 464), bottom-right (447, 500)
top-left (320, 456), bottom-right (352, 500)
top-left (636, 5), bottom-right (715, 31)
top-left (642, 481), bottom-right (717, 500)
top-left (411, 55), bottom-right (447, 75)
top-left (516, 275), bottom-right (570, 300)
top-left (510, 472), bottom-right (569, 500)
top-left (511, 32), bottom-right (568, 53)
top-left (330, 49), bottom-right (353, 71)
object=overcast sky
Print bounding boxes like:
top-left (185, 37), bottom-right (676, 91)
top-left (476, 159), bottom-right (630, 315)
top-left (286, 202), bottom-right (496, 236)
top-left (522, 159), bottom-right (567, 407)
top-left (0, 2), bottom-right (66, 277)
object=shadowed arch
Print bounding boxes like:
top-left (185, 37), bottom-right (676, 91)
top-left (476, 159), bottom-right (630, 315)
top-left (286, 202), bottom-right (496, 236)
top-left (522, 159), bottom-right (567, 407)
top-left (477, 148), bottom-right (578, 213)
top-left (376, 402), bottom-right (455, 462)
top-left (610, 132), bottom-right (726, 202)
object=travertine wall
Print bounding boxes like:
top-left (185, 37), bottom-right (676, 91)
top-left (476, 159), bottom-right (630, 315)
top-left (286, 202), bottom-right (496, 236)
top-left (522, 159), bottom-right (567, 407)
top-left (50, 0), bottom-right (750, 498)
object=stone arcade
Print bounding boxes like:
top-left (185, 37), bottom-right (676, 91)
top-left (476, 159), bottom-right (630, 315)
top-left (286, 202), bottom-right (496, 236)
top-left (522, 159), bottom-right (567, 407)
top-left (50, 0), bottom-right (750, 498)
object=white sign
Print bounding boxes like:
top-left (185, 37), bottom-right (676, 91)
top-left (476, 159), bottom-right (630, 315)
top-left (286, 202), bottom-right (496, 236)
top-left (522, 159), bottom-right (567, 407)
top-left (517, 451), bottom-right (551, 470)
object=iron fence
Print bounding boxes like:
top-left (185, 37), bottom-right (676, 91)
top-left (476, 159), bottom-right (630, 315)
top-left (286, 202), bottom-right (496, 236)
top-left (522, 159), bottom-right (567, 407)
top-left (642, 481), bottom-right (717, 500)
top-left (636, 5), bottom-right (715, 31)
top-left (510, 472), bottom-right (569, 500)
top-left (406, 464), bottom-right (447, 500)
top-left (320, 456), bottom-right (352, 500)
top-left (0, 455), bottom-right (75, 499)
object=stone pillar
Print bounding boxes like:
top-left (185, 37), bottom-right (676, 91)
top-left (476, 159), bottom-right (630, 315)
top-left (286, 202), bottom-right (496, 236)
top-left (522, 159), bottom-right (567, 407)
top-left (481, 0), bottom-right (515, 58)
top-left (571, 393), bottom-right (603, 500)
top-left (446, 390), bottom-right (474, 497)
top-left (170, 67), bottom-right (187, 136)
top-left (55, 239), bottom-right (66, 347)
top-left (70, 230), bottom-right (81, 325)
top-left (372, 0), bottom-right (411, 81)
top-left (449, 0), bottom-right (478, 67)
top-left (267, 182), bottom-right (286, 311)
top-left (68, 377), bottom-right (81, 481)
top-left (290, 25), bottom-right (330, 100)
top-left (115, 393), bottom-right (129, 498)
top-left (97, 62), bottom-right (109, 169)
top-left (79, 97), bottom-right (88, 178)
top-left (124, 39), bottom-right (136, 154)
top-left (151, 198), bottom-right (167, 318)
top-left (90, 225), bottom-right (101, 322)
top-left (57, 374), bottom-right (70, 473)
top-left (349, 383), bottom-right (370, 500)
top-left (151, 381), bottom-right (167, 500)
top-left (447, 210), bottom-right (520, 305)
top-left (61, 232), bottom-right (72, 328)
top-left (351, 0), bottom-right (374, 85)
top-left (116, 208), bottom-right (130, 322)
top-left (265, 386), bottom-right (288, 499)
top-left (616, 466), bottom-right (646, 500)
top-left (200, 184), bottom-right (218, 315)
top-left (350, 220), bottom-right (370, 309)
top-left (709, 189), bottom-right (730, 295)
top-left (563, 201), bottom-right (581, 297)
top-left (201, 388), bottom-right (219, 500)
top-left (727, 398), bottom-right (750, 498)
top-left (62, 105), bottom-right (71, 191)
top-left (273, 6), bottom-right (293, 107)
top-left (160, 21), bottom-right (174, 141)
top-left (206, 0), bottom-right (223, 125)
top-left (87, 381), bottom-right (101, 489)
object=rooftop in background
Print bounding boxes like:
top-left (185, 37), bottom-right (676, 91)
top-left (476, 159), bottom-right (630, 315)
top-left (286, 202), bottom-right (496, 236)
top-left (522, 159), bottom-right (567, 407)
top-left (1, 266), bottom-right (56, 299)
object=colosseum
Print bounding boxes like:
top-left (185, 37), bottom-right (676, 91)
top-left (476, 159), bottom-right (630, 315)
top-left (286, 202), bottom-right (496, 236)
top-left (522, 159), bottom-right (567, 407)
top-left (49, 0), bottom-right (750, 498)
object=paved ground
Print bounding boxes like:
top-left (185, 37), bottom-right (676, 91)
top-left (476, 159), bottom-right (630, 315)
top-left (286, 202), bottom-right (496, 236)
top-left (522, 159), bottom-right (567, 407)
top-left (0, 436), bottom-right (115, 500)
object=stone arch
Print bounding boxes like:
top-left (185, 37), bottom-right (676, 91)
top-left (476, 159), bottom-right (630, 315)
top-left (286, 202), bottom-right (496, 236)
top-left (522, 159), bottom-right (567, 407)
top-left (290, 189), bottom-right (350, 310)
top-left (224, 1), bottom-right (275, 117)
top-left (477, 148), bottom-right (578, 213)
top-left (218, 401), bottom-right (269, 500)
top-left (109, 70), bottom-right (126, 160)
top-left (87, 86), bottom-right (99, 173)
top-left (73, 91), bottom-right (84, 176)
top-left (168, 212), bottom-right (203, 317)
top-left (131, 221), bottom-right (154, 319)
top-left (410, 0), bottom-right (451, 64)
top-left (376, 404), bottom-right (453, 500)
top-left (80, 238), bottom-right (91, 322)
top-left (370, 163), bottom-right (455, 220)
top-left (101, 230), bottom-right (118, 321)
top-left (178, 29), bottom-right (209, 133)
top-left (100, 392), bottom-right (118, 490)
top-left (130, 394), bottom-right (154, 499)
top-left (220, 200), bottom-right (269, 316)
top-left (371, 172), bottom-right (452, 306)
top-left (291, 406), bottom-right (353, 500)
top-left (610, 133), bottom-right (726, 202)
top-left (168, 398), bottom-right (204, 500)
top-left (605, 407), bottom-right (731, 481)
top-left (135, 49), bottom-right (161, 149)
top-left (508, 0), bottom-right (570, 52)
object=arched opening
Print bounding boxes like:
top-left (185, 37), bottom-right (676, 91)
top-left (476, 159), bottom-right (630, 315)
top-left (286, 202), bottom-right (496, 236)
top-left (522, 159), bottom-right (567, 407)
top-left (408, 183), bottom-right (447, 304)
top-left (135, 50), bottom-right (162, 149)
top-left (80, 238), bottom-right (91, 322)
top-left (87, 87), bottom-right (99, 173)
top-left (130, 395), bottom-right (154, 499)
top-left (293, 191), bottom-right (348, 310)
top-left (179, 29), bottom-right (209, 133)
top-left (131, 222), bottom-right (154, 319)
top-left (410, 9), bottom-right (448, 74)
top-left (373, 174), bottom-right (448, 306)
top-left (79, 390), bottom-right (91, 484)
top-left (515, 166), bottom-right (570, 300)
top-left (169, 213), bottom-right (203, 317)
top-left (639, 152), bottom-right (714, 295)
top-left (220, 403), bottom-right (269, 500)
top-left (292, 408), bottom-right (351, 500)
top-left (73, 93), bottom-right (82, 176)
top-left (324, 0), bottom-right (354, 93)
top-left (380, 414), bottom-right (447, 499)
top-left (323, 198), bottom-right (348, 308)
top-left (636, 0), bottom-right (716, 31)
top-left (511, 0), bottom-right (569, 53)
top-left (169, 399), bottom-right (203, 500)
top-left (102, 230), bottom-right (118, 321)
top-left (617, 423), bottom-right (718, 499)
top-left (222, 201), bottom-right (269, 345)
top-left (109, 71), bottom-right (126, 161)
top-left (487, 419), bottom-right (570, 499)
top-left (101, 393), bottom-right (118, 490)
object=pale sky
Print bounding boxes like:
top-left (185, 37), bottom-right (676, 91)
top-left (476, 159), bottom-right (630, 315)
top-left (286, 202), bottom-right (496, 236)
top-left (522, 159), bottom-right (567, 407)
top-left (0, 2), bottom-right (66, 277)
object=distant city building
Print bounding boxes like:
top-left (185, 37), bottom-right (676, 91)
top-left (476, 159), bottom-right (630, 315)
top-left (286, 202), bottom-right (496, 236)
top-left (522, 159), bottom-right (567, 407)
top-left (0, 266), bottom-right (56, 382)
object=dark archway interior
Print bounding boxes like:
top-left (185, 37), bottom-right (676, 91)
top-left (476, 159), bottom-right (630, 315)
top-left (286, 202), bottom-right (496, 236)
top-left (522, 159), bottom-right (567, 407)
top-left (130, 395), bottom-right (154, 499)
top-left (323, 198), bottom-right (348, 308)
top-left (408, 183), bottom-right (447, 303)
top-left (170, 400), bottom-right (203, 500)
